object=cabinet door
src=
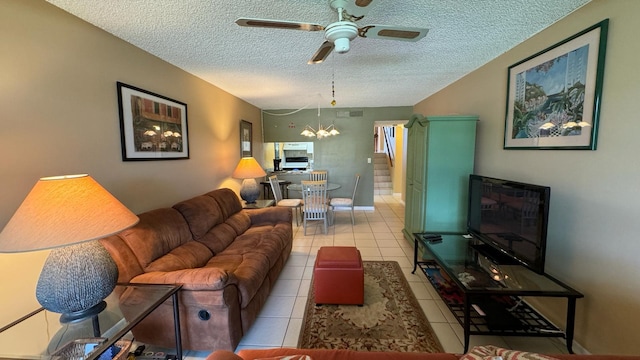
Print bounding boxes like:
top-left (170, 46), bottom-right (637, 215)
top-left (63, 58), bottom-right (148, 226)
top-left (404, 114), bottom-right (477, 241)
top-left (404, 121), bottom-right (427, 236)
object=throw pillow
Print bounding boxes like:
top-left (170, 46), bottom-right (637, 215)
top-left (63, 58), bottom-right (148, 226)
top-left (460, 345), bottom-right (559, 360)
top-left (459, 345), bottom-right (501, 360)
top-left (496, 348), bottom-right (558, 360)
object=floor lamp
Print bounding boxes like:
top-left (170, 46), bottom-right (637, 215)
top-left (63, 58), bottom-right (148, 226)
top-left (0, 174), bottom-right (139, 325)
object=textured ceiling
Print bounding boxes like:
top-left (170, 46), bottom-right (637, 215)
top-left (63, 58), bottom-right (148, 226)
top-left (46, 0), bottom-right (591, 110)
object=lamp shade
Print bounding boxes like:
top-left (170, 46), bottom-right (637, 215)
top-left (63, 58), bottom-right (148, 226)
top-left (0, 174), bottom-right (139, 322)
top-left (232, 157), bottom-right (266, 179)
top-left (232, 157), bottom-right (266, 204)
top-left (0, 174), bottom-right (139, 253)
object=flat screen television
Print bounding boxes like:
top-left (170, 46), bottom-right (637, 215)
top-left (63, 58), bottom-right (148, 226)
top-left (467, 174), bottom-right (550, 274)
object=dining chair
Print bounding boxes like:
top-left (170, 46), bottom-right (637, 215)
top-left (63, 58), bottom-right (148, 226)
top-left (301, 180), bottom-right (329, 235)
top-left (329, 174), bottom-right (360, 225)
top-left (269, 175), bottom-right (301, 226)
top-left (309, 170), bottom-right (328, 182)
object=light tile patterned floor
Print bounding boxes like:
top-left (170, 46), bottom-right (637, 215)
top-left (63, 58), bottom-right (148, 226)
top-left (180, 194), bottom-right (571, 359)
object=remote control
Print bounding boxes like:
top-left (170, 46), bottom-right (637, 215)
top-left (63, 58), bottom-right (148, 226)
top-left (422, 234), bottom-right (441, 239)
top-left (134, 345), bottom-right (146, 356)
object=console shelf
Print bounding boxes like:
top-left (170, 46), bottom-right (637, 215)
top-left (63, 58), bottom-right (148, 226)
top-left (418, 261), bottom-right (564, 337)
top-left (412, 232), bottom-right (583, 353)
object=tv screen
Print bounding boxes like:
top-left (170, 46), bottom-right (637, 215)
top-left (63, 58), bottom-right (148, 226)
top-left (467, 175), bottom-right (550, 274)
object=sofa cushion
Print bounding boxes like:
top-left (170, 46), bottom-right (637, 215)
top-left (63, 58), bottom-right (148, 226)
top-left (226, 212), bottom-right (252, 236)
top-left (146, 241), bottom-right (213, 272)
top-left (207, 188), bottom-right (243, 220)
top-left (204, 223), bottom-right (291, 307)
top-left (174, 189), bottom-right (251, 254)
top-left (173, 193), bottom-right (225, 239)
top-left (119, 207), bottom-right (193, 270)
top-left (196, 223), bottom-right (239, 254)
top-left (204, 250), bottom-right (270, 308)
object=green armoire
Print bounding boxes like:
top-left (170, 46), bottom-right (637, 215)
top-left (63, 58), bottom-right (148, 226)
top-left (402, 114), bottom-right (478, 242)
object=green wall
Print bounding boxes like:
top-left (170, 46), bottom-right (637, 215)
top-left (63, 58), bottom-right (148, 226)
top-left (263, 107), bottom-right (412, 206)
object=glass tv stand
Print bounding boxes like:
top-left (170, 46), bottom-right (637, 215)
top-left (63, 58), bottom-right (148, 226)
top-left (412, 232), bottom-right (583, 353)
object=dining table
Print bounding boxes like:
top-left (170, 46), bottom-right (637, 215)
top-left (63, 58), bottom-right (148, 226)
top-left (287, 182), bottom-right (341, 192)
top-left (287, 182), bottom-right (341, 226)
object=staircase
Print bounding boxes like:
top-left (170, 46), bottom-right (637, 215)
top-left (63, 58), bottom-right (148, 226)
top-left (373, 153), bottom-right (393, 195)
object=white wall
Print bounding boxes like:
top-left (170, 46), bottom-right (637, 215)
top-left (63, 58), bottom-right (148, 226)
top-left (393, 124), bottom-right (406, 196)
top-left (414, 0), bottom-right (639, 355)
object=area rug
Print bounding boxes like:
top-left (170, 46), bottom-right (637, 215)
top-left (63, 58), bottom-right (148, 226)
top-left (298, 261), bottom-right (444, 352)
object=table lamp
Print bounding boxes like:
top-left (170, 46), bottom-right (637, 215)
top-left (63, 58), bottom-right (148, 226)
top-left (0, 174), bottom-right (139, 323)
top-left (232, 157), bottom-right (267, 204)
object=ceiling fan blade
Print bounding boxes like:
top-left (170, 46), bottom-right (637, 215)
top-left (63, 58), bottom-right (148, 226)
top-left (337, 0), bottom-right (376, 21)
top-left (358, 24), bottom-right (429, 42)
top-left (235, 18), bottom-right (324, 31)
top-left (308, 41), bottom-right (335, 64)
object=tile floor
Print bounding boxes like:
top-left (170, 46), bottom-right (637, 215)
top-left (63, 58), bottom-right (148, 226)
top-left (181, 194), bottom-right (573, 359)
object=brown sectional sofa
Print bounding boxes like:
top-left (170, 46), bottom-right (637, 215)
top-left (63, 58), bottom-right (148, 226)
top-left (99, 188), bottom-right (293, 351)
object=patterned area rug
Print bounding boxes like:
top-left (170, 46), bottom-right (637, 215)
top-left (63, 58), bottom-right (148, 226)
top-left (298, 261), bottom-right (444, 352)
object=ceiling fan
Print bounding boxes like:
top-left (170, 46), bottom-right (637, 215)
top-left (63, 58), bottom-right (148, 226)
top-left (235, 0), bottom-right (429, 64)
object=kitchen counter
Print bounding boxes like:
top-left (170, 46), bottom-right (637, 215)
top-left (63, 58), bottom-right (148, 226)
top-left (270, 170), bottom-right (311, 175)
top-left (267, 171), bottom-right (313, 198)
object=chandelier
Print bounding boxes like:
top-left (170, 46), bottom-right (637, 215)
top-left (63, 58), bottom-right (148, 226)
top-left (300, 122), bottom-right (340, 139)
top-left (300, 103), bottom-right (340, 139)
top-left (300, 67), bottom-right (340, 139)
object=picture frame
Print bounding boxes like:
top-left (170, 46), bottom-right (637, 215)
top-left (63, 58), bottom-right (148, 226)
top-left (504, 19), bottom-right (608, 150)
top-left (117, 82), bottom-right (189, 160)
top-left (240, 120), bottom-right (253, 157)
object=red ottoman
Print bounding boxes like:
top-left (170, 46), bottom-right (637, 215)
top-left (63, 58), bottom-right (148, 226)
top-left (313, 246), bottom-right (364, 305)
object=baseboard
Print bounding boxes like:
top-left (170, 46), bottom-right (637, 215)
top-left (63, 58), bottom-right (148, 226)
top-left (352, 206), bottom-right (374, 211)
top-left (393, 193), bottom-right (405, 206)
top-left (525, 301), bottom-right (590, 354)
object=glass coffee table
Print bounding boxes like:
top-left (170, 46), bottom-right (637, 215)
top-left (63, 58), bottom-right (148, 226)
top-left (412, 232), bottom-right (583, 353)
top-left (0, 283), bottom-right (182, 360)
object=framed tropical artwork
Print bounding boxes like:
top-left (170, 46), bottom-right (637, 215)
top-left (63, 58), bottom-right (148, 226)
top-left (504, 19), bottom-right (608, 150)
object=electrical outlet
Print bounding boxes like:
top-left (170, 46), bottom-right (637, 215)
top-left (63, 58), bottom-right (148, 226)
top-left (367, 158), bottom-right (371, 163)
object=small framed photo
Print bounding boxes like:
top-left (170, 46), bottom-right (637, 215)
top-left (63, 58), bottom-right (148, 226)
top-left (240, 120), bottom-right (252, 157)
top-left (117, 82), bottom-right (189, 160)
top-left (504, 19), bottom-right (608, 150)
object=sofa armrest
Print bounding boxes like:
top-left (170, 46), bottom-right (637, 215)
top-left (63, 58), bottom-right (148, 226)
top-left (245, 206), bottom-right (292, 224)
top-left (131, 267), bottom-right (238, 291)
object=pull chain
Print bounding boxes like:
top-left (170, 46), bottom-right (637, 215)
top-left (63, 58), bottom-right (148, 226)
top-left (331, 59), bottom-right (336, 106)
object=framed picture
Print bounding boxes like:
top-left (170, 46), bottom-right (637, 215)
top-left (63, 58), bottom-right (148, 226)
top-left (504, 19), bottom-right (608, 150)
top-left (117, 82), bottom-right (189, 160)
top-left (240, 120), bottom-right (252, 157)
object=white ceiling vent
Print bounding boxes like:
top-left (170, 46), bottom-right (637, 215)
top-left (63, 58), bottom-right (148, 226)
top-left (336, 109), bottom-right (364, 118)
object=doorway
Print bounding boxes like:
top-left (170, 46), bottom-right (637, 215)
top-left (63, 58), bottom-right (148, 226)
top-left (373, 121), bottom-right (407, 199)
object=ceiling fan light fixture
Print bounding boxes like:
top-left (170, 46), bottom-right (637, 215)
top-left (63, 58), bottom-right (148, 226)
top-left (333, 37), bottom-right (351, 53)
top-left (324, 21), bottom-right (358, 54)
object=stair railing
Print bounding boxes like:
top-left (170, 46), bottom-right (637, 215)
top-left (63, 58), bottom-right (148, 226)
top-left (382, 126), bottom-right (395, 168)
